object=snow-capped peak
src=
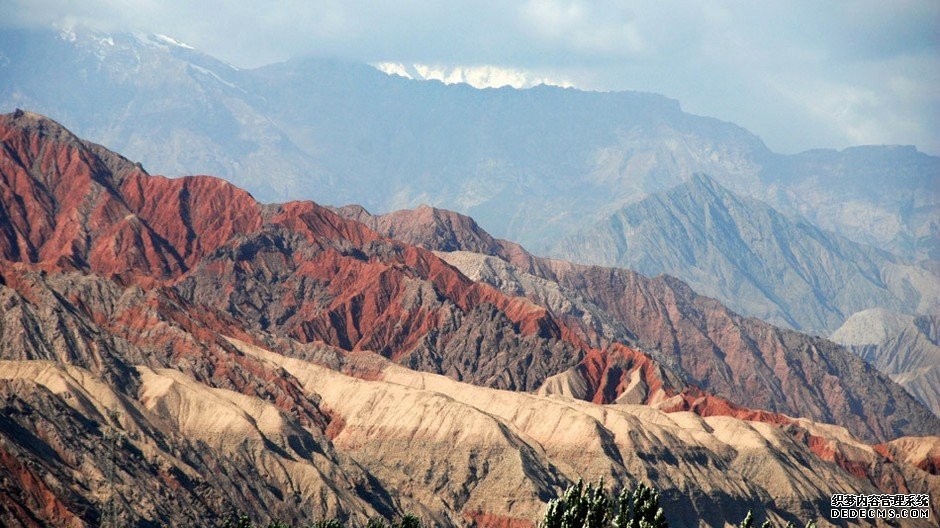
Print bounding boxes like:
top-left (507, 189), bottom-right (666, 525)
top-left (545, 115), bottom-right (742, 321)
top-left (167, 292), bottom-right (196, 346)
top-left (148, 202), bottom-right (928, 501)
top-left (372, 62), bottom-right (573, 90)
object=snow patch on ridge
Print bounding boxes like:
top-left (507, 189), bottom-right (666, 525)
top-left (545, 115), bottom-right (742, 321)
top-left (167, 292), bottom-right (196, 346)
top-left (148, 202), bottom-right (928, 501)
top-left (189, 63), bottom-right (245, 92)
top-left (133, 32), bottom-right (195, 51)
top-left (153, 33), bottom-right (194, 50)
top-left (373, 62), bottom-right (574, 90)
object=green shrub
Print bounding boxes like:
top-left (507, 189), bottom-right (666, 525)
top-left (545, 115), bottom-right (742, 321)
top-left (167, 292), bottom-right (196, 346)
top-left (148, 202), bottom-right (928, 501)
top-left (394, 514), bottom-right (422, 528)
top-left (308, 520), bottom-right (345, 528)
top-left (738, 510), bottom-right (817, 528)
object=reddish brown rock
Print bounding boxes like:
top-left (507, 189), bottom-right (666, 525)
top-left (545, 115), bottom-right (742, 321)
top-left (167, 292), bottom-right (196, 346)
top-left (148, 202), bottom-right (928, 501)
top-left (464, 510), bottom-right (534, 528)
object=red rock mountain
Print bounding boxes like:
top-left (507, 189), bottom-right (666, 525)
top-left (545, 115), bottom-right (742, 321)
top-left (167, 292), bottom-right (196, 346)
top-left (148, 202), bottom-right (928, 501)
top-left (0, 110), bottom-right (689, 401)
top-left (1, 111), bottom-right (938, 527)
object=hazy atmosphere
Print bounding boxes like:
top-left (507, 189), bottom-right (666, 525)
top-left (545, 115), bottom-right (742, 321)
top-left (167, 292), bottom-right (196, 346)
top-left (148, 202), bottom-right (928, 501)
top-left (2, 0), bottom-right (938, 155)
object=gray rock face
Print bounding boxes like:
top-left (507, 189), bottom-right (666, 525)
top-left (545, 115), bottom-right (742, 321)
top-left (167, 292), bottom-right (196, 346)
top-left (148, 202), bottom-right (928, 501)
top-left (832, 309), bottom-right (940, 416)
top-left (761, 146), bottom-right (940, 261)
top-left (552, 174), bottom-right (939, 335)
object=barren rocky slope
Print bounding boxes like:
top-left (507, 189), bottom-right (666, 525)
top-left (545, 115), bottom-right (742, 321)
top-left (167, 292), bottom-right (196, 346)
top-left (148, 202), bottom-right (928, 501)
top-left (239, 339), bottom-right (940, 527)
top-left (6, 343), bottom-right (938, 527)
top-left (761, 146), bottom-right (940, 260)
top-left (341, 204), bottom-right (940, 443)
top-left (0, 111), bottom-right (711, 526)
top-left (832, 309), bottom-right (940, 416)
top-left (1, 111), bottom-right (938, 527)
top-left (0, 110), bottom-right (577, 394)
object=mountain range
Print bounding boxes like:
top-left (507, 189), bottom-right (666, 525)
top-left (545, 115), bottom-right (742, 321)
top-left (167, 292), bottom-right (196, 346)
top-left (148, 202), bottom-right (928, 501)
top-left (2, 21), bottom-right (940, 527)
top-left (3, 26), bottom-right (938, 357)
top-left (1, 26), bottom-right (936, 262)
top-left (2, 111), bottom-right (939, 527)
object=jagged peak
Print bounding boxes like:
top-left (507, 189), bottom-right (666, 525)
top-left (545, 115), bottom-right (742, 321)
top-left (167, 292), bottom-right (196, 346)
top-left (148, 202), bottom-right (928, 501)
top-left (1, 109), bottom-right (150, 184)
top-left (685, 172), bottom-right (731, 194)
top-left (3, 108), bottom-right (83, 142)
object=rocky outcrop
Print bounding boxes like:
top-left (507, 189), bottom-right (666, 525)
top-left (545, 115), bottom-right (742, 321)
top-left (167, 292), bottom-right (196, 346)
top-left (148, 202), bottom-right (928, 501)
top-left (1, 111), bottom-right (703, 403)
top-left (0, 111), bottom-right (696, 525)
top-left (241, 339), bottom-right (940, 528)
top-left (539, 264), bottom-right (939, 443)
top-left (833, 309), bottom-right (940, 416)
top-left (0, 109), bottom-right (262, 282)
top-left (0, 111), bottom-right (579, 391)
top-left (0, 361), bottom-right (416, 528)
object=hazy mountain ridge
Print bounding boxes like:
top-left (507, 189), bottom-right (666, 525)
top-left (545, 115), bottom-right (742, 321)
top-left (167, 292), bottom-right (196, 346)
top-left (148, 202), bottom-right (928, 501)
top-left (2, 26), bottom-right (934, 264)
top-left (761, 146), bottom-right (940, 260)
top-left (5, 25), bottom-right (938, 341)
top-left (0, 27), bottom-right (323, 201)
top-left (551, 174), bottom-right (939, 334)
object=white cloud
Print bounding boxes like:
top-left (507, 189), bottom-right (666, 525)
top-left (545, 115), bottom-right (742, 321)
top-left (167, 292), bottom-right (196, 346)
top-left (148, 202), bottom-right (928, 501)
top-left (763, 52), bottom-right (940, 155)
top-left (773, 79), bottom-right (882, 143)
top-left (373, 62), bottom-right (573, 89)
top-left (374, 62), bottom-right (413, 80)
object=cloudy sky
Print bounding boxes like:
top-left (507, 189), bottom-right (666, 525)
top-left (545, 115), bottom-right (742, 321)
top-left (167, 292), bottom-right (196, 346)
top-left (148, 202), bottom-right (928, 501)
top-left (4, 0), bottom-right (939, 155)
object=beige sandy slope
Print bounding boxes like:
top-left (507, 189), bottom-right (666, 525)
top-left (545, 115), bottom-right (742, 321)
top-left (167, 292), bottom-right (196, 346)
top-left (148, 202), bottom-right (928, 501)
top-left (233, 339), bottom-right (936, 527)
top-left (4, 348), bottom-right (936, 527)
top-left (0, 360), bottom-right (431, 526)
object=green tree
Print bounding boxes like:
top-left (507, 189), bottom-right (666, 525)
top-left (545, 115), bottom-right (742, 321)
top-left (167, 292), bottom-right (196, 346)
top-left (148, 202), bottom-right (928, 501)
top-left (613, 485), bottom-right (631, 528)
top-left (365, 518), bottom-right (389, 528)
top-left (222, 514), bottom-right (253, 528)
top-left (629, 483), bottom-right (667, 528)
top-left (540, 479), bottom-right (666, 528)
top-left (541, 478), bottom-right (606, 528)
top-left (394, 514), bottom-right (422, 528)
top-left (584, 480), bottom-right (611, 528)
top-left (738, 513), bottom-right (817, 528)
